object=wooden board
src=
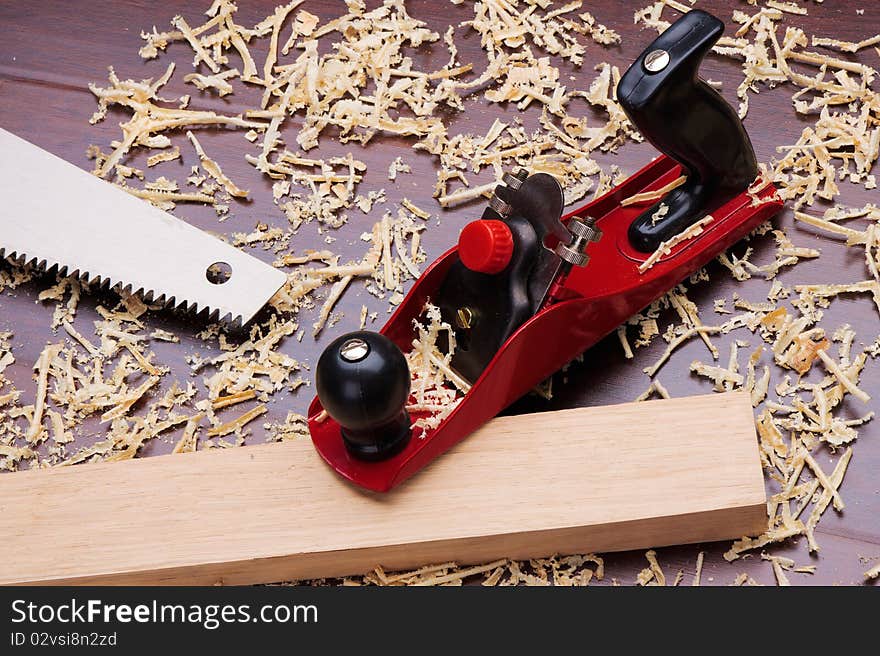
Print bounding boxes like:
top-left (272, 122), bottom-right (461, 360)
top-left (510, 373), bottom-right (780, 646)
top-left (0, 393), bottom-right (766, 585)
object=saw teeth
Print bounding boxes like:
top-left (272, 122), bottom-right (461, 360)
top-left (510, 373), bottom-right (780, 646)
top-left (0, 248), bottom-right (242, 324)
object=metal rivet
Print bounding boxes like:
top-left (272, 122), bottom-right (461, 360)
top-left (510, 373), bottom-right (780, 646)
top-left (455, 307), bottom-right (473, 330)
top-left (644, 49), bottom-right (670, 73)
top-left (340, 338), bottom-right (370, 362)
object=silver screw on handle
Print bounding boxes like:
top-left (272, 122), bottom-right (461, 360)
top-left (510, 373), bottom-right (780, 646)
top-left (644, 49), bottom-right (670, 73)
top-left (340, 338), bottom-right (370, 362)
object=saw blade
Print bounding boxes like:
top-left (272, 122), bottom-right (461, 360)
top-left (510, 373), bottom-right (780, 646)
top-left (0, 128), bottom-right (287, 325)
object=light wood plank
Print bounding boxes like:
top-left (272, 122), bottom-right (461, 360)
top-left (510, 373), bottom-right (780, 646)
top-left (0, 392), bottom-right (766, 585)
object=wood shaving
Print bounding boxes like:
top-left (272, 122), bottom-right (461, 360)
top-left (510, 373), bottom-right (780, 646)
top-left (762, 553), bottom-right (812, 586)
top-left (146, 145), bottom-right (181, 167)
top-left (812, 33), bottom-right (880, 54)
top-left (803, 451), bottom-right (844, 512)
top-left (636, 550), bottom-right (666, 586)
top-left (638, 216), bottom-right (714, 273)
top-left (731, 573), bottom-right (760, 586)
top-left (410, 559), bottom-right (507, 587)
top-left (26, 344), bottom-right (62, 443)
top-left (101, 376), bottom-right (160, 422)
top-left (804, 448), bottom-right (852, 552)
top-left (211, 389), bottom-right (257, 410)
top-left (187, 131), bottom-right (249, 198)
top-left (406, 304), bottom-right (467, 432)
top-left (264, 412), bottom-right (310, 442)
top-left (195, 318), bottom-right (301, 400)
top-left (401, 198), bottom-right (430, 220)
top-left (668, 288), bottom-right (718, 358)
top-left (620, 175), bottom-right (686, 207)
top-left (184, 69), bottom-right (240, 96)
top-left (635, 378), bottom-right (672, 402)
top-left (172, 413), bottom-right (203, 454)
top-left (650, 202), bottom-right (669, 226)
top-left (617, 326), bottom-right (634, 360)
top-left (690, 360), bottom-right (744, 392)
top-left (766, 1), bottom-right (807, 16)
top-left (692, 551), bottom-right (704, 587)
top-left (644, 326), bottom-right (722, 378)
top-left (312, 275), bottom-right (353, 338)
top-left (120, 181), bottom-right (216, 211)
top-left (387, 157), bottom-right (411, 181)
top-left (816, 348), bottom-right (871, 403)
top-left (206, 404), bottom-right (267, 437)
top-left (724, 523), bottom-right (805, 562)
top-left (38, 278), bottom-right (83, 329)
top-left (172, 14), bottom-right (221, 73)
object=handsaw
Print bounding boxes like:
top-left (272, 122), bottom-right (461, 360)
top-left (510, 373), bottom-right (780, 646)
top-left (0, 128), bottom-right (287, 325)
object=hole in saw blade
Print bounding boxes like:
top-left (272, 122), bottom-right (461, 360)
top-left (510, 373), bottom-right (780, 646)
top-left (206, 261), bottom-right (232, 285)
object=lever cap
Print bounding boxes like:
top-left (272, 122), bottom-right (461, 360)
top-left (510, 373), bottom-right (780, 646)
top-left (315, 331), bottom-right (412, 461)
top-left (458, 219), bottom-right (514, 274)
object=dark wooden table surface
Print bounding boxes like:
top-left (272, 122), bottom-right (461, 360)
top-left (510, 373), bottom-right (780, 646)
top-left (1, 0), bottom-right (878, 585)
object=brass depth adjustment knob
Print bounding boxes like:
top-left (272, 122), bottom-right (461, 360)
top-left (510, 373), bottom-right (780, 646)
top-left (315, 331), bottom-right (412, 461)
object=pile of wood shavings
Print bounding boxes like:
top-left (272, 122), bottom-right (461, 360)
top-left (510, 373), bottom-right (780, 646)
top-left (406, 304), bottom-right (469, 432)
top-left (0, 304), bottom-right (201, 466)
top-left (125, 0), bottom-right (639, 216)
top-left (322, 553), bottom-right (606, 587)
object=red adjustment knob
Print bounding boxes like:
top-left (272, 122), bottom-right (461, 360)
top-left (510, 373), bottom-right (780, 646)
top-left (458, 219), bottom-right (514, 274)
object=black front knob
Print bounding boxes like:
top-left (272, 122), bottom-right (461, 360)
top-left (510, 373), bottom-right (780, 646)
top-left (315, 331), bottom-right (412, 461)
